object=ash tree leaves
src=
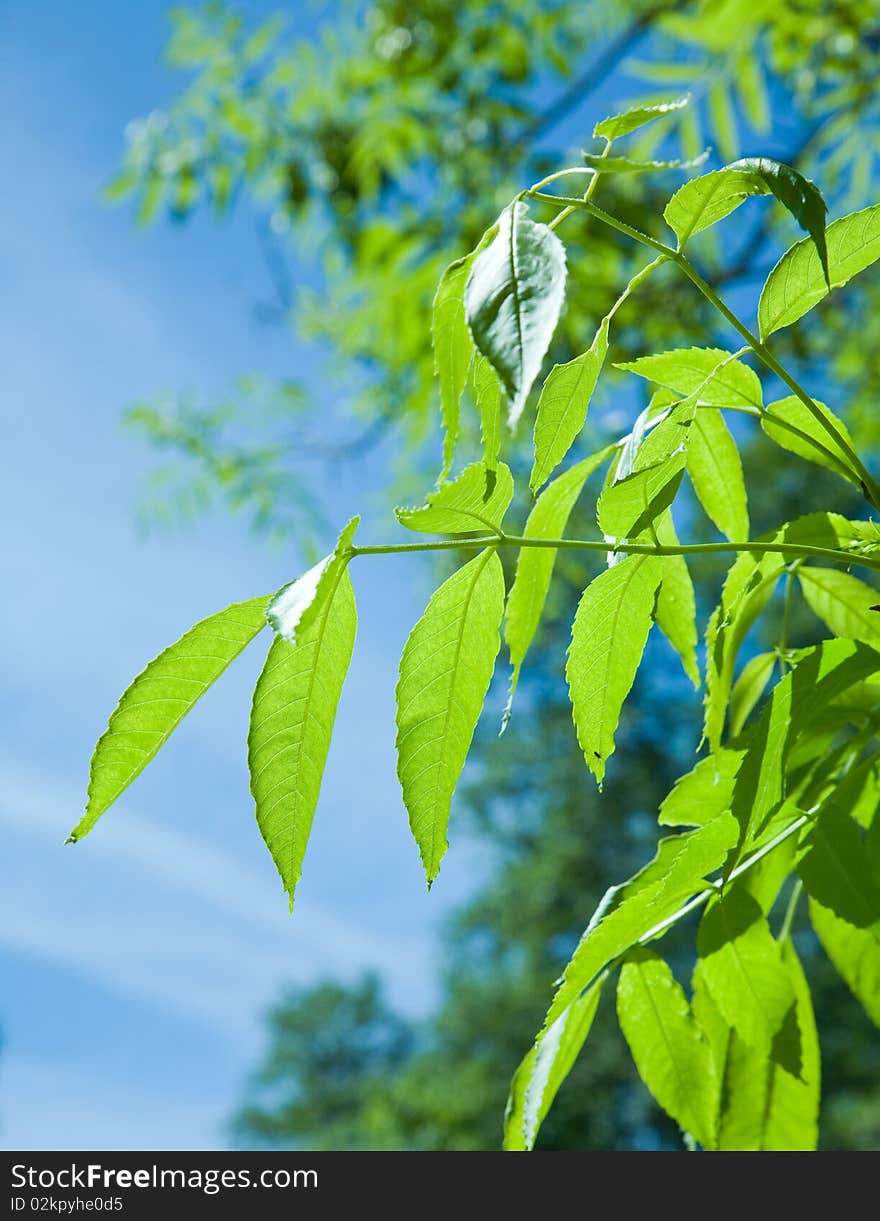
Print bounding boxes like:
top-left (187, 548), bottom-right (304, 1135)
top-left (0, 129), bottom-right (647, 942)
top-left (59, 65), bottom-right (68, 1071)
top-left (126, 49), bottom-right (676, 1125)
top-left (758, 203), bottom-right (880, 337)
top-left (267, 517), bottom-right (359, 644)
top-left (69, 595), bottom-right (270, 842)
top-left (250, 569), bottom-right (357, 910)
top-left (762, 397), bottom-right (858, 484)
top-left (664, 159), bottom-right (829, 272)
top-left (396, 461), bottom-right (513, 535)
top-left (592, 94), bottom-right (691, 142)
top-left (530, 316), bottom-right (610, 492)
top-left (617, 949), bottom-right (717, 1148)
top-left (464, 200), bottom-right (567, 428)
top-left (505, 447), bottom-right (614, 708)
top-left (567, 554), bottom-right (663, 785)
top-left (810, 900), bottom-right (880, 1027)
top-left (396, 548), bottom-right (505, 884)
top-left (798, 566), bottom-right (880, 649)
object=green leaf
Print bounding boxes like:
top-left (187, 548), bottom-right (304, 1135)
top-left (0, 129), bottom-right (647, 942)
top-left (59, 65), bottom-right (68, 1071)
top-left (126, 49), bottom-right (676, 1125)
top-left (696, 888), bottom-right (796, 1058)
top-left (762, 396), bottom-right (858, 482)
top-left (664, 159), bottom-right (828, 268)
top-left (432, 226), bottom-right (498, 478)
top-left (727, 157), bottom-right (829, 284)
top-left (395, 462), bottom-right (513, 535)
top-left (464, 201), bottom-right (567, 427)
top-left (249, 570), bottom-right (357, 910)
top-left (730, 641), bottom-right (879, 852)
top-left (664, 168), bottom-right (769, 245)
top-left (543, 817), bottom-right (738, 1028)
top-left (694, 944), bottom-right (820, 1150)
top-left (530, 316), bottom-right (610, 493)
top-left (396, 548), bottom-right (505, 883)
top-left (616, 347), bottom-right (762, 408)
top-left (266, 517), bottom-right (359, 644)
top-left (505, 447), bottom-right (615, 699)
top-left (810, 899), bottom-right (880, 1027)
top-left (617, 948), bottom-right (717, 1147)
top-left (471, 354), bottom-right (502, 473)
top-left (758, 204), bottom-right (880, 337)
top-left (798, 797), bottom-right (880, 928)
top-left (69, 595), bottom-right (269, 842)
top-left (688, 410), bottom-right (750, 541)
top-left (798, 566), bottom-right (880, 649)
top-left (593, 95), bottom-right (690, 141)
top-left (654, 511), bottom-right (699, 687)
top-left (658, 749), bottom-right (744, 829)
top-left (504, 974), bottom-right (605, 1151)
top-left (709, 82), bottom-right (738, 162)
top-left (567, 554), bottom-right (663, 785)
top-left (432, 254), bottom-right (473, 480)
top-left (582, 151), bottom-right (708, 174)
top-left (730, 652), bottom-right (776, 737)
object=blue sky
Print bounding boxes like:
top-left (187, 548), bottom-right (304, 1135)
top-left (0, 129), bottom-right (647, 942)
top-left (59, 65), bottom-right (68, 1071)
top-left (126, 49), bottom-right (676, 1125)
top-left (0, 0), bottom-right (494, 1149)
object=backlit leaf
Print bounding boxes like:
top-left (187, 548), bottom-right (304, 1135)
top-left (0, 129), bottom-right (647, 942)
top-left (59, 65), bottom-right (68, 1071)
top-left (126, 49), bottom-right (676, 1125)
top-left (653, 511), bottom-right (699, 687)
top-left (730, 652), bottom-right (776, 737)
top-left (798, 566), bottom-right (880, 649)
top-left (582, 151), bottom-right (708, 174)
top-left (616, 347), bottom-right (762, 408)
top-left (758, 204), bottom-right (880, 337)
top-left (688, 410), bottom-right (749, 541)
top-left (267, 517), bottom-right (359, 645)
top-left (249, 570), bottom-right (357, 909)
top-left (396, 462), bottom-right (513, 535)
top-left (396, 548), bottom-right (505, 883)
top-left (617, 948), bottom-right (717, 1147)
top-left (593, 95), bottom-right (690, 141)
top-left (530, 316), bottom-right (610, 492)
top-left (762, 396), bottom-right (857, 482)
top-left (567, 554), bottom-right (663, 784)
top-left (70, 595), bottom-right (269, 842)
top-left (810, 899), bottom-right (880, 1027)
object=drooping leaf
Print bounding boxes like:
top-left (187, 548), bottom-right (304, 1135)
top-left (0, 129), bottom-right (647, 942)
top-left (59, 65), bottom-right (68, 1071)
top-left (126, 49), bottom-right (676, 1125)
top-left (582, 151), bottom-right (708, 174)
top-left (267, 517), bottom-right (359, 644)
top-left (530, 316), bottom-right (610, 492)
top-left (505, 447), bottom-right (615, 697)
top-left (798, 566), bottom-right (880, 649)
top-left (694, 945), bottom-right (820, 1151)
top-left (761, 396), bottom-right (858, 483)
top-left (810, 899), bottom-right (880, 1027)
top-left (658, 748), bottom-right (744, 829)
top-left (688, 410), bottom-right (749, 541)
top-left (567, 554), bottom-right (663, 784)
top-left (395, 462), bottom-right (513, 535)
top-left (542, 816), bottom-right (738, 1028)
top-left (758, 204), bottom-right (880, 337)
top-left (504, 974), bottom-right (606, 1151)
top-left (249, 570), bottom-right (357, 910)
top-left (471, 354), bottom-right (502, 473)
top-left (617, 948), bottom-right (717, 1147)
top-left (798, 796), bottom-right (880, 927)
top-left (396, 548), bottom-right (505, 883)
top-left (464, 200), bottom-right (567, 427)
top-left (696, 888), bottom-right (796, 1059)
top-left (69, 595), bottom-right (269, 842)
top-left (729, 640), bottom-right (879, 853)
top-left (665, 160), bottom-right (828, 270)
top-left (653, 511), bottom-right (699, 687)
top-left (593, 95), bottom-right (690, 141)
top-left (616, 347), bottom-right (762, 408)
top-left (597, 452), bottom-right (688, 543)
top-left (432, 254), bottom-right (476, 480)
top-left (729, 652), bottom-right (776, 737)
top-left (726, 158), bottom-right (828, 284)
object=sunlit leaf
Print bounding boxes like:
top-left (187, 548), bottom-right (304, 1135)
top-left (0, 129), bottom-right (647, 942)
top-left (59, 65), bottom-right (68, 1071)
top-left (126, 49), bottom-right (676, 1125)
top-left (730, 652), bottom-right (776, 737)
top-left (531, 316), bottom-right (609, 492)
top-left (69, 595), bottom-right (269, 842)
top-left (761, 396), bottom-right (858, 483)
top-left (758, 204), bottom-right (880, 337)
top-left (593, 95), bottom-right (690, 141)
top-left (810, 899), bottom-right (880, 1027)
top-left (396, 462), bottom-right (513, 535)
top-left (465, 201), bottom-right (567, 427)
top-left (249, 570), bottom-right (357, 909)
top-left (396, 548), bottom-right (505, 883)
top-left (267, 517), bottom-right (358, 644)
top-left (798, 566), bottom-right (880, 649)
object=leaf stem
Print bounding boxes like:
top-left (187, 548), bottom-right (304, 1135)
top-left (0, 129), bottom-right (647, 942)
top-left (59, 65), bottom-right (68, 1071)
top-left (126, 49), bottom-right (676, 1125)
top-left (349, 535), bottom-right (880, 572)
top-left (777, 878), bottom-right (804, 944)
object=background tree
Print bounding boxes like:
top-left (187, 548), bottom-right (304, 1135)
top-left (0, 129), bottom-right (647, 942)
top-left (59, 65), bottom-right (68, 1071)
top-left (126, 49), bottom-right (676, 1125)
top-left (110, 0), bottom-right (880, 1149)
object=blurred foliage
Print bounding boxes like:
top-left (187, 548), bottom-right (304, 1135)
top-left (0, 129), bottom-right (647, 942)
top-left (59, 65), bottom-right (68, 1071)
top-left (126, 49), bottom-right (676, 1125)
top-left (114, 1), bottom-right (880, 1148)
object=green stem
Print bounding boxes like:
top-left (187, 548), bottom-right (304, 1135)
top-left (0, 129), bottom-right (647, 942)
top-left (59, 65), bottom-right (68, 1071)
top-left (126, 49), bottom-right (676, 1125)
top-left (349, 535), bottom-right (880, 573)
top-left (777, 879), bottom-right (804, 944)
top-left (547, 139), bottom-right (610, 232)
